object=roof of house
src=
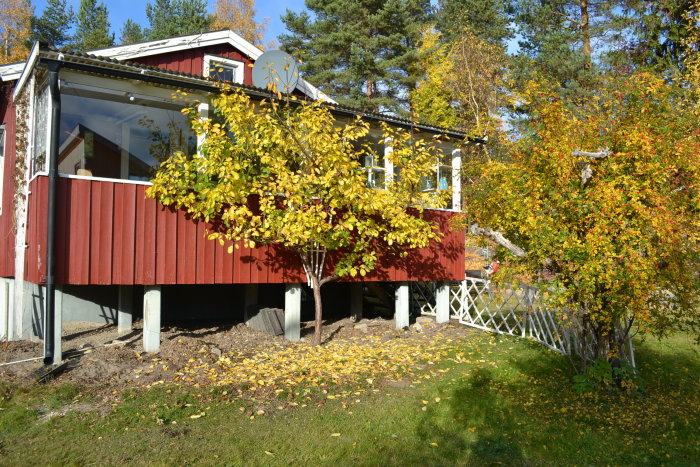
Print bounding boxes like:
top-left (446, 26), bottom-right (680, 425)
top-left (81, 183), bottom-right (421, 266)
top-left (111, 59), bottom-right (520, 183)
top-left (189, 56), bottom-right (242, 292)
top-left (1, 30), bottom-right (332, 102)
top-left (1, 30), bottom-right (469, 140)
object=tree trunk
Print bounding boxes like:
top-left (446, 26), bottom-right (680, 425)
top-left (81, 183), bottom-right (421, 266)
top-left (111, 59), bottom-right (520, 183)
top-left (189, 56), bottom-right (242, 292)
top-left (311, 276), bottom-right (323, 345)
top-left (580, 0), bottom-right (592, 68)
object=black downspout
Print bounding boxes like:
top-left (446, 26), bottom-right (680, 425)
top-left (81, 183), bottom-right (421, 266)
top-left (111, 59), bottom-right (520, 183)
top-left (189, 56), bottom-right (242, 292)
top-left (43, 61), bottom-right (61, 365)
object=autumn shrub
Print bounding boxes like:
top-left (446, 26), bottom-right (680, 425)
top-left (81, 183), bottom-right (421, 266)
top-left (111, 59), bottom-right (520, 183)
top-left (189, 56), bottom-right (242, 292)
top-left (572, 358), bottom-right (645, 395)
top-left (463, 72), bottom-right (700, 371)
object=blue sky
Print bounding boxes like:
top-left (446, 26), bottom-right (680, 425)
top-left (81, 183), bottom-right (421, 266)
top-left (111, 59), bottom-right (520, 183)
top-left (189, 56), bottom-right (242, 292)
top-left (32, 0), bottom-right (306, 45)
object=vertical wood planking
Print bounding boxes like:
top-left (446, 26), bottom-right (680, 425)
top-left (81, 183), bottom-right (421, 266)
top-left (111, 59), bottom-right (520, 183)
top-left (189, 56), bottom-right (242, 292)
top-left (135, 186), bottom-right (157, 284)
top-left (27, 177), bottom-right (466, 285)
top-left (67, 179), bottom-right (91, 284)
top-left (203, 223), bottom-right (216, 283)
top-left (113, 183), bottom-right (137, 284)
top-left (163, 206), bottom-right (178, 283)
top-left (221, 239), bottom-right (234, 284)
top-left (214, 237), bottom-right (225, 284)
top-left (24, 179), bottom-right (37, 282)
top-left (55, 179), bottom-right (68, 283)
top-left (155, 204), bottom-right (177, 284)
top-left (134, 185), bottom-right (146, 284)
top-left (142, 194), bottom-right (157, 285)
top-left (185, 215), bottom-right (198, 284)
top-left (176, 209), bottom-right (197, 284)
top-left (195, 221), bottom-right (206, 284)
top-left (97, 181), bottom-right (114, 284)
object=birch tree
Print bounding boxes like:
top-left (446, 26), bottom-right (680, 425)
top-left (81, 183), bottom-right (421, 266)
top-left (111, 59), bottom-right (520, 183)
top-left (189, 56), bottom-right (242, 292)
top-left (212, 0), bottom-right (267, 47)
top-left (0, 0), bottom-right (31, 65)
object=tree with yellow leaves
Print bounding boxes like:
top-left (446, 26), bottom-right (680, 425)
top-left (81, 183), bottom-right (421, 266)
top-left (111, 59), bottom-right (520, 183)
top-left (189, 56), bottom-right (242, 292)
top-left (212, 0), bottom-right (267, 47)
top-left (463, 73), bottom-right (700, 370)
top-left (0, 0), bottom-right (31, 65)
top-left (410, 26), bottom-right (507, 138)
top-left (148, 88), bottom-right (450, 345)
top-left (684, 0), bottom-right (700, 114)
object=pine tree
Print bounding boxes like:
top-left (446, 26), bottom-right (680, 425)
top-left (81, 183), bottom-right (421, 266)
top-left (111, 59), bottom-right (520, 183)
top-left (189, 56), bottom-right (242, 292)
top-left (120, 18), bottom-right (146, 45)
top-left (510, 0), bottom-right (635, 104)
top-left (280, 0), bottom-right (432, 113)
top-left (621, 0), bottom-right (694, 73)
top-left (71, 0), bottom-right (114, 50)
top-left (32, 0), bottom-right (74, 49)
top-left (212, 0), bottom-right (267, 46)
top-left (0, 0), bottom-right (32, 64)
top-left (436, 0), bottom-right (513, 46)
top-left (146, 0), bottom-right (211, 40)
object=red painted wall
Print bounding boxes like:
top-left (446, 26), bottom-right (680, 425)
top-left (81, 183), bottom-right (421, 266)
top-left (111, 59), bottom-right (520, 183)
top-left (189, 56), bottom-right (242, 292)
top-left (130, 44), bottom-right (255, 86)
top-left (24, 177), bottom-right (465, 285)
top-left (0, 83), bottom-right (17, 277)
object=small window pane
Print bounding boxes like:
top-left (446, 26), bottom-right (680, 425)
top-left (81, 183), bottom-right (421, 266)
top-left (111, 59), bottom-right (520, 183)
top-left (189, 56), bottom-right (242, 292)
top-left (209, 61), bottom-right (237, 83)
top-left (33, 87), bottom-right (49, 173)
top-left (438, 166), bottom-right (451, 190)
top-left (420, 172), bottom-right (437, 192)
top-left (367, 168), bottom-right (385, 189)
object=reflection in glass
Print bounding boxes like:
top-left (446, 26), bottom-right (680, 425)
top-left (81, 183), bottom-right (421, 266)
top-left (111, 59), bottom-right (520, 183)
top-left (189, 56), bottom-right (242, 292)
top-left (59, 86), bottom-right (195, 181)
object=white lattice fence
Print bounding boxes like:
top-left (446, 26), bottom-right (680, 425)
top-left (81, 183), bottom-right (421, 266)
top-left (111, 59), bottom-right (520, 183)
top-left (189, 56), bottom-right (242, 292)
top-left (414, 278), bottom-right (635, 365)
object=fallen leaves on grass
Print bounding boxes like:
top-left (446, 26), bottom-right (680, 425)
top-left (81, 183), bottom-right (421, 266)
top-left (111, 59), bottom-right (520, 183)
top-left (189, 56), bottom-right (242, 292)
top-left (174, 333), bottom-right (466, 401)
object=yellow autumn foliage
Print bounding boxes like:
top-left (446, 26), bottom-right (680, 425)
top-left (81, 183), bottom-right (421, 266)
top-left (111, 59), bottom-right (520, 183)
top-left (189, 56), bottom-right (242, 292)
top-left (463, 73), bottom-right (700, 359)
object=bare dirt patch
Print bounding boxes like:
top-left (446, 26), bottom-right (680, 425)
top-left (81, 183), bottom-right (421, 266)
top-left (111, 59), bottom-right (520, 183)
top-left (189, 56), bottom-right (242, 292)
top-left (1, 317), bottom-right (474, 398)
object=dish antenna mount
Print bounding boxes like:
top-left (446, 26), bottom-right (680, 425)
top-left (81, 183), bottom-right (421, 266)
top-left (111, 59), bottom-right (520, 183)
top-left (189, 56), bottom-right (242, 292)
top-left (252, 50), bottom-right (300, 94)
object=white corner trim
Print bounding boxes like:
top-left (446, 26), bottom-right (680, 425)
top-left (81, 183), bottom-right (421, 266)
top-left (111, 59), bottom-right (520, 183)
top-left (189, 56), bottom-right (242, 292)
top-left (12, 42), bottom-right (41, 102)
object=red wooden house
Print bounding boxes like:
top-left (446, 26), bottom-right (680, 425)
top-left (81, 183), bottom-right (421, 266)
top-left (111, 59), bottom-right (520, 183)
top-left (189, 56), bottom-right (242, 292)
top-left (0, 30), bottom-right (465, 363)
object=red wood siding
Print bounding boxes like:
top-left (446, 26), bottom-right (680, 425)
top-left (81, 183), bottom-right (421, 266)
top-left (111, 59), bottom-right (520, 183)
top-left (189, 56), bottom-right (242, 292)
top-left (131, 44), bottom-right (255, 86)
top-left (24, 176), bottom-right (465, 285)
top-left (0, 84), bottom-right (17, 277)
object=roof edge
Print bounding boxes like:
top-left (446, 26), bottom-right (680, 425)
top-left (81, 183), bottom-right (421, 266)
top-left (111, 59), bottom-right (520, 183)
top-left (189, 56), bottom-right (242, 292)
top-left (12, 42), bottom-right (41, 101)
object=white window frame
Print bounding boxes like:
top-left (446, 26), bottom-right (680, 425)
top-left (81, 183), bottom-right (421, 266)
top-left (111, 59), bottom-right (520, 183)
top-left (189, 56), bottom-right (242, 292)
top-left (0, 124), bottom-right (5, 215)
top-left (203, 54), bottom-right (245, 84)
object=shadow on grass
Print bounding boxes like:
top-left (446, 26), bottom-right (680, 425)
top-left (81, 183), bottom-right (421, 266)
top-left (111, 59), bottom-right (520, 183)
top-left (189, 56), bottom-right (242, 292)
top-left (388, 366), bottom-right (527, 466)
top-left (379, 332), bottom-right (699, 466)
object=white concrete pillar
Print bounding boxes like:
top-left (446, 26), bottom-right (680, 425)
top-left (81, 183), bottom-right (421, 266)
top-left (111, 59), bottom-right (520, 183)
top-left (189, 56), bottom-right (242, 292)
top-left (0, 278), bottom-right (13, 341)
top-left (143, 286), bottom-right (161, 353)
top-left (395, 282), bottom-right (409, 329)
top-left (350, 283), bottom-right (363, 322)
top-left (118, 286), bottom-right (133, 335)
top-left (435, 282), bottom-right (450, 324)
top-left (53, 286), bottom-right (63, 365)
top-left (452, 148), bottom-right (461, 211)
top-left (284, 283), bottom-right (301, 341)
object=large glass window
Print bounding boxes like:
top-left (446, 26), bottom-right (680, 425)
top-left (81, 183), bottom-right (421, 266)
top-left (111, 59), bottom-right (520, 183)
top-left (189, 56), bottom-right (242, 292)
top-left (59, 84), bottom-right (196, 181)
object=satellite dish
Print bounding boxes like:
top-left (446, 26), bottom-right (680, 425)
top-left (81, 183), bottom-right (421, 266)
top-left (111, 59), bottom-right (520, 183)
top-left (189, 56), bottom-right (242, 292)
top-left (252, 50), bottom-right (300, 94)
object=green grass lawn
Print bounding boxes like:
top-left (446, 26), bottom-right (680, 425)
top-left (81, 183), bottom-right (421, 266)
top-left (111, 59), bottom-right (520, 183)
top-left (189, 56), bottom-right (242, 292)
top-left (0, 331), bottom-right (698, 466)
